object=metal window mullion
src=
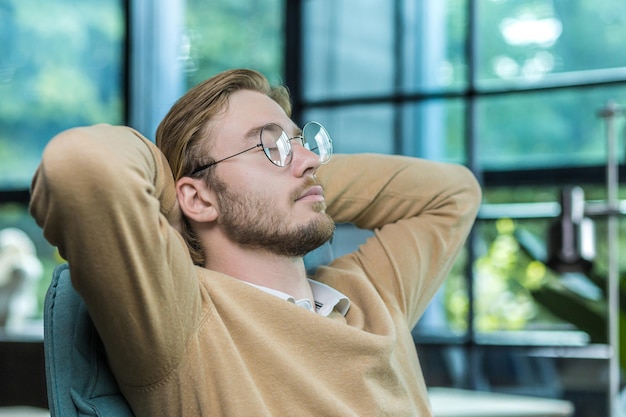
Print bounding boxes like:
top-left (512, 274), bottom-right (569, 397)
top-left (128, 0), bottom-right (185, 140)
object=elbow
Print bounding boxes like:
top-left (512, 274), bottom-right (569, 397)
top-left (445, 164), bottom-right (482, 223)
top-left (465, 166), bottom-right (483, 212)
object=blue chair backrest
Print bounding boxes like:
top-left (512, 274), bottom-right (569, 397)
top-left (44, 263), bottom-right (134, 416)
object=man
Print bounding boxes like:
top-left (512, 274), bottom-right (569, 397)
top-left (30, 68), bottom-right (481, 416)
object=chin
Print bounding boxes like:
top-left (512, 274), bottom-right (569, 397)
top-left (291, 213), bottom-right (335, 256)
top-left (312, 201), bottom-right (327, 213)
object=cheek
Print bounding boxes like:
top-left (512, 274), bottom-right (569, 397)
top-left (246, 173), bottom-right (292, 201)
top-left (223, 164), bottom-right (293, 208)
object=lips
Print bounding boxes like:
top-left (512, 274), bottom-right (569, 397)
top-left (297, 185), bottom-right (324, 201)
top-left (294, 184), bottom-right (324, 201)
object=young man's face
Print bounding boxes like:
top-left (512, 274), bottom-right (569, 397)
top-left (205, 89), bottom-right (335, 256)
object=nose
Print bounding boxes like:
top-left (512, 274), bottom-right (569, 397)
top-left (290, 140), bottom-right (321, 177)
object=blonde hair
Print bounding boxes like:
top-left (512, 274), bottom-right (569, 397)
top-left (156, 69), bottom-right (292, 265)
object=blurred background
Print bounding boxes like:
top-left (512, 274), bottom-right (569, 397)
top-left (2, 0), bottom-right (626, 416)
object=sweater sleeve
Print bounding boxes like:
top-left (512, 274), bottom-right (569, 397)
top-left (29, 124), bottom-right (201, 387)
top-left (317, 154), bottom-right (482, 325)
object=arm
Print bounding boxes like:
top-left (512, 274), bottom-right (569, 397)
top-left (30, 124), bottom-right (200, 386)
top-left (317, 154), bottom-right (481, 324)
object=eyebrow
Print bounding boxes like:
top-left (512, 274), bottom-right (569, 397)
top-left (243, 125), bottom-right (265, 142)
top-left (243, 123), bottom-right (303, 141)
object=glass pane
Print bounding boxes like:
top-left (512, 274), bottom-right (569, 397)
top-left (476, 0), bottom-right (626, 88)
top-left (0, 203), bottom-right (61, 336)
top-left (472, 218), bottom-right (591, 345)
top-left (414, 248), bottom-right (469, 340)
top-left (184, 0), bottom-right (284, 88)
top-left (0, 0), bottom-right (125, 190)
top-left (303, 105), bottom-right (395, 154)
top-left (473, 181), bottom-right (626, 347)
top-left (401, 0), bottom-right (468, 92)
top-left (402, 98), bottom-right (465, 163)
top-left (302, 0), bottom-right (394, 101)
top-left (476, 85), bottom-right (626, 171)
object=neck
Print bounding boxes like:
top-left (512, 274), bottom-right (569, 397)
top-left (203, 237), bottom-right (314, 302)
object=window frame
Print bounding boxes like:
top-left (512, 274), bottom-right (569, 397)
top-left (285, 0), bottom-right (626, 345)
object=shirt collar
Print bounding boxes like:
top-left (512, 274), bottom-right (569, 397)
top-left (246, 279), bottom-right (350, 317)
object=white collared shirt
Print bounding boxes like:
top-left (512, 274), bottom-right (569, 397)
top-left (246, 279), bottom-right (350, 317)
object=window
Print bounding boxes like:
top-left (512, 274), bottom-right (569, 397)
top-left (0, 0), bottom-right (125, 190)
top-left (184, 0), bottom-right (284, 89)
top-left (293, 1), bottom-right (626, 409)
top-left (0, 0), bottom-right (125, 334)
top-left (0, 0), bottom-right (285, 334)
top-left (294, 0), bottom-right (626, 330)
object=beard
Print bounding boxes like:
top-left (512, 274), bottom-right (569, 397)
top-left (214, 178), bottom-right (335, 257)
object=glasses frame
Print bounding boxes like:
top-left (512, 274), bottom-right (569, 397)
top-left (191, 121), bottom-right (332, 176)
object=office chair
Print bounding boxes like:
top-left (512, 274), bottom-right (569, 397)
top-left (43, 243), bottom-right (334, 417)
top-left (44, 263), bottom-right (134, 416)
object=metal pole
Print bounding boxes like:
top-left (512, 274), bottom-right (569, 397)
top-left (599, 100), bottom-right (622, 417)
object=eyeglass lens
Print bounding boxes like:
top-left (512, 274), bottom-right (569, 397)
top-left (302, 122), bottom-right (332, 164)
top-left (260, 122), bottom-right (333, 167)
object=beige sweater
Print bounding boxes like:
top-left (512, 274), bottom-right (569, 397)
top-left (30, 124), bottom-right (481, 417)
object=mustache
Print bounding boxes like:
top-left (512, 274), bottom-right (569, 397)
top-left (290, 176), bottom-right (323, 202)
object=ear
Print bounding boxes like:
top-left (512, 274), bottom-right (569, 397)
top-left (176, 177), bottom-right (219, 223)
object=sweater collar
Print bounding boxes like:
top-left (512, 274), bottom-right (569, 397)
top-left (245, 279), bottom-right (350, 317)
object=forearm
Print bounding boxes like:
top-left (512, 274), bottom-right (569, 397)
top-left (318, 153), bottom-right (482, 323)
top-left (318, 153), bottom-right (482, 230)
top-left (30, 124), bottom-right (177, 260)
top-left (29, 124), bottom-right (198, 384)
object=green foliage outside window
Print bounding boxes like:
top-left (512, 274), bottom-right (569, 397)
top-left (184, 0), bottom-right (284, 89)
top-left (0, 0), bottom-right (124, 190)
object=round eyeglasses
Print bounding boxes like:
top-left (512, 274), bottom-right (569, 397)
top-left (191, 121), bottom-right (333, 176)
